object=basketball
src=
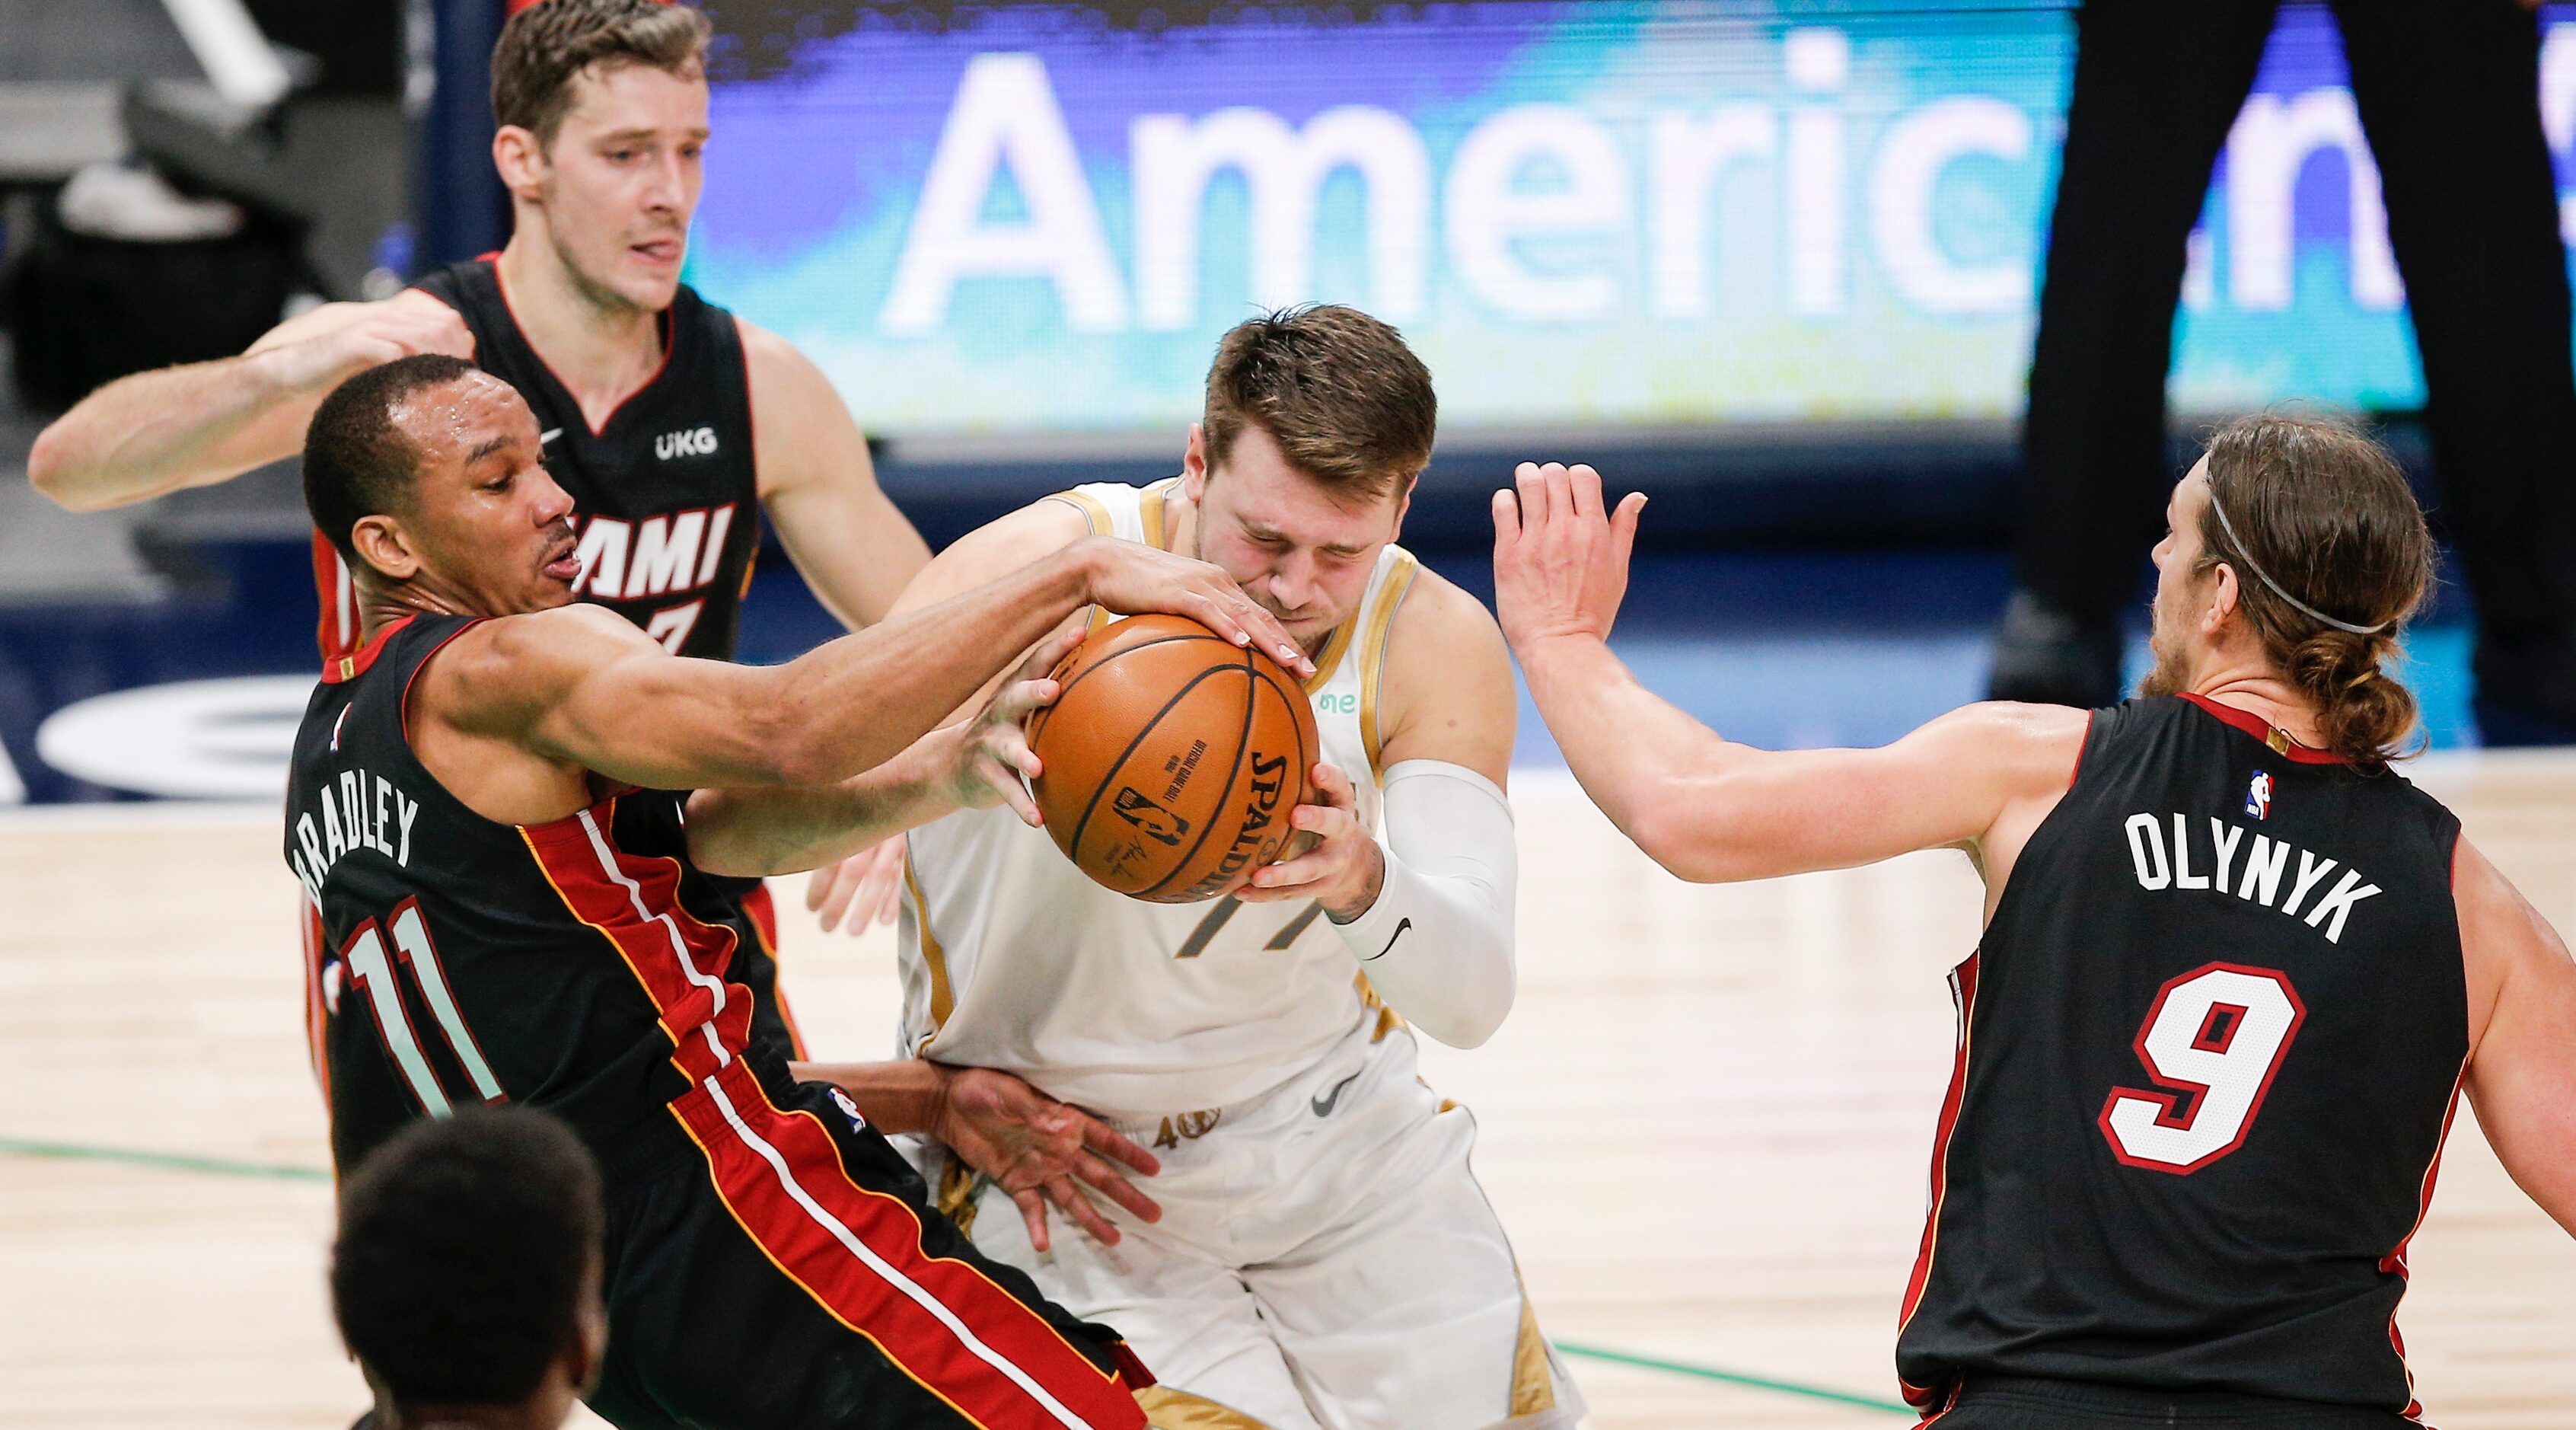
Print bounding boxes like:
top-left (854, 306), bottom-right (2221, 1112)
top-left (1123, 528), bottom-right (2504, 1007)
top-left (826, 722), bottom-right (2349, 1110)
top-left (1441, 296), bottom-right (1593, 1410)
top-left (1026, 614), bottom-right (1318, 903)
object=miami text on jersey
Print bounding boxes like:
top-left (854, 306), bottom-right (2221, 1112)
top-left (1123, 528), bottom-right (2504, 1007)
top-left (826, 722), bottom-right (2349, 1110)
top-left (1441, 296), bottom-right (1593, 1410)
top-left (567, 504), bottom-right (739, 602)
top-left (2121, 812), bottom-right (2381, 945)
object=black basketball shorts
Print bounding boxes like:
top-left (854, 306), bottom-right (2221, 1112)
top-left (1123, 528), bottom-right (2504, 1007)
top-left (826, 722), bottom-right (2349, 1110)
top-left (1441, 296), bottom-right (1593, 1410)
top-left (585, 1061), bottom-right (1153, 1429)
top-left (1921, 1375), bottom-right (2421, 1429)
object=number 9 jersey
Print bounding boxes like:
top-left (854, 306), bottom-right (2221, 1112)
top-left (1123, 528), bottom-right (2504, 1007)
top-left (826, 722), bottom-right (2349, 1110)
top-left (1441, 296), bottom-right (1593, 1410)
top-left (1895, 694), bottom-right (2466, 1416)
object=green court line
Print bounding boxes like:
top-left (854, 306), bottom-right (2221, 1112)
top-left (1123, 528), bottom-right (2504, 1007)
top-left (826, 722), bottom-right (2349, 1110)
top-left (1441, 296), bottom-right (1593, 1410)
top-left (1, 1135), bottom-right (1916, 1416)
top-left (1556, 1341), bottom-right (1916, 1416)
top-left (0, 1135), bottom-right (328, 1183)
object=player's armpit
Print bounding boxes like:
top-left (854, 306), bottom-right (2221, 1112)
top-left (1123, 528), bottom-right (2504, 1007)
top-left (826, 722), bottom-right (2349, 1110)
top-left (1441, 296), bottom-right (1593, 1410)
top-left (2456, 838), bottom-right (2576, 1236)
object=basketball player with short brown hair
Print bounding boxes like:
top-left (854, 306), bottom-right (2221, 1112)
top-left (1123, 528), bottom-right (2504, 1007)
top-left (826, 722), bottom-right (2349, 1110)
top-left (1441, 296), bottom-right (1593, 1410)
top-left (30, 0), bottom-right (925, 1073)
top-left (288, 353), bottom-right (1311, 1428)
top-left (1495, 414), bottom-right (2576, 1425)
top-left (796, 305), bottom-right (1584, 1428)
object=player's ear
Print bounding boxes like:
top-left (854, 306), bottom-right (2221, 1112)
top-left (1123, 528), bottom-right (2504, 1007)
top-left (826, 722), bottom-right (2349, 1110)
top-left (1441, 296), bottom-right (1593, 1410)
top-left (491, 123), bottom-right (547, 201)
top-left (2205, 562), bottom-right (2241, 637)
top-left (568, 1259), bottom-right (608, 1395)
top-left (1181, 425), bottom-right (1209, 500)
top-left (350, 516), bottom-right (420, 586)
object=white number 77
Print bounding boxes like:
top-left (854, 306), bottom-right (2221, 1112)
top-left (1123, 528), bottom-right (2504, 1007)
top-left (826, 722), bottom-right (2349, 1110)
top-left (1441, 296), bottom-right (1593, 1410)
top-left (2099, 962), bottom-right (2305, 1174)
top-left (340, 899), bottom-right (508, 1115)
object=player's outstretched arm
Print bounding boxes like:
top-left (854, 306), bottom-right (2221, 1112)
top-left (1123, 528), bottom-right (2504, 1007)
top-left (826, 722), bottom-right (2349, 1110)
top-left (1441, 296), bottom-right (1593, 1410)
top-left (686, 630), bottom-right (1077, 876)
top-left (1494, 461), bottom-right (2083, 886)
top-left (428, 535), bottom-right (1304, 793)
top-left (27, 292), bottom-right (473, 511)
top-left (2456, 839), bottom-right (2576, 1236)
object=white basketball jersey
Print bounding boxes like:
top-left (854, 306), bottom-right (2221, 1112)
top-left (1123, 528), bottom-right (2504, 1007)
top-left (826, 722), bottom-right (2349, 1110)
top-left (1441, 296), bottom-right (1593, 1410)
top-left (896, 479), bottom-right (1420, 1115)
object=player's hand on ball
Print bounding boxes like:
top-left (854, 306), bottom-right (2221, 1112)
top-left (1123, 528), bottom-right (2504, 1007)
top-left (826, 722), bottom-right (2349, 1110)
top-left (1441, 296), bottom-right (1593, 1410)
top-left (1491, 461), bottom-right (1646, 650)
top-left (1070, 537), bottom-right (1314, 678)
top-left (944, 628), bottom-right (1083, 824)
top-left (929, 1065), bottom-right (1162, 1252)
top-left (804, 838), bottom-right (905, 935)
top-left (1239, 762), bottom-right (1382, 922)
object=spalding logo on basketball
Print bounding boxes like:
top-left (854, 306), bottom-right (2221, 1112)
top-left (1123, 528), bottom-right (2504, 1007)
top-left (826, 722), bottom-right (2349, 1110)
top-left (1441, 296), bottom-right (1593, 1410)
top-left (1026, 614), bottom-right (1318, 903)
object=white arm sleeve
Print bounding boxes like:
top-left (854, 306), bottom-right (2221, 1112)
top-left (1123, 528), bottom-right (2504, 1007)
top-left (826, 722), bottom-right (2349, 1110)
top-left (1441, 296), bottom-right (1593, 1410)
top-left (1329, 759), bottom-right (1517, 1049)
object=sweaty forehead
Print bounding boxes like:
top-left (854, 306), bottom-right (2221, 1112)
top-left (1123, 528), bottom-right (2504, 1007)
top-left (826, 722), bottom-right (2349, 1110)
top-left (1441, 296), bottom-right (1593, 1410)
top-left (389, 372), bottom-right (537, 463)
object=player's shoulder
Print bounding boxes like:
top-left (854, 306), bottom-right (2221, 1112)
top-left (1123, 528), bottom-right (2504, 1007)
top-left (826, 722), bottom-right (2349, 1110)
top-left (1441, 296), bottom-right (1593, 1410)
top-left (442, 604), bottom-right (656, 683)
top-left (1385, 557), bottom-right (1504, 662)
top-left (732, 318), bottom-right (835, 402)
top-left (1918, 700), bottom-right (2091, 790)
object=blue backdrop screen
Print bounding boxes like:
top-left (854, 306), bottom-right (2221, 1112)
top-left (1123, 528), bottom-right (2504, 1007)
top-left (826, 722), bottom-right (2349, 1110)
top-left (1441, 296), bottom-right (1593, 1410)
top-left (685, 2), bottom-right (2576, 437)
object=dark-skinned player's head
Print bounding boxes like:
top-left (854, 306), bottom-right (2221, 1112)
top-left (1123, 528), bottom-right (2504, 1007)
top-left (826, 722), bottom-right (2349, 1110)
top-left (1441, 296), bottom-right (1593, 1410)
top-left (2141, 411), bottom-right (2433, 768)
top-left (1180, 305), bottom-right (1436, 651)
top-left (491, 0), bottom-right (713, 314)
top-left (332, 1107), bottom-right (607, 1428)
top-left (304, 355), bottom-right (584, 623)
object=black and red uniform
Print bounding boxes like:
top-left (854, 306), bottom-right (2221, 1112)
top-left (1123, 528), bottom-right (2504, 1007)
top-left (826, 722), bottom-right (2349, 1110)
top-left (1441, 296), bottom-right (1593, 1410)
top-left (1899, 695), bottom-right (2467, 1427)
top-left (301, 256), bottom-right (802, 1084)
top-left (286, 614), bottom-right (1151, 1429)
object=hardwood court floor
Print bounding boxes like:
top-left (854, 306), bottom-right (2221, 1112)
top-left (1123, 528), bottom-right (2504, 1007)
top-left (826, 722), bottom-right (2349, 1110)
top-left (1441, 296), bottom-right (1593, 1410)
top-left (2, 758), bottom-right (2571, 1428)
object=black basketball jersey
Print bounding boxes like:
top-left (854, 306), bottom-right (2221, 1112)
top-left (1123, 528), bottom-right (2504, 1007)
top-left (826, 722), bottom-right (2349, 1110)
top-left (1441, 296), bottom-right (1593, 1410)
top-left (403, 258), bottom-right (762, 662)
top-left (284, 613), bottom-right (799, 1175)
top-left (1895, 695), bottom-right (2466, 1416)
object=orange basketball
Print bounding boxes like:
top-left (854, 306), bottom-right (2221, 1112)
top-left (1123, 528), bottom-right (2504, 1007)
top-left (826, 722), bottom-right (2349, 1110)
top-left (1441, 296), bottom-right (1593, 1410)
top-left (1025, 614), bottom-right (1318, 903)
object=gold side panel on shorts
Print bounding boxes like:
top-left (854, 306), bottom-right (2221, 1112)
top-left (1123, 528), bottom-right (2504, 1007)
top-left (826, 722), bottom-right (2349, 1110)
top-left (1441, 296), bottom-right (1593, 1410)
top-left (936, 1155), bottom-right (983, 1237)
top-left (1510, 1292), bottom-right (1558, 1415)
top-left (1135, 1385), bottom-right (1278, 1429)
top-left (1358, 551), bottom-right (1420, 778)
top-left (1353, 972), bottom-right (1407, 1042)
top-left (904, 854), bottom-right (955, 1048)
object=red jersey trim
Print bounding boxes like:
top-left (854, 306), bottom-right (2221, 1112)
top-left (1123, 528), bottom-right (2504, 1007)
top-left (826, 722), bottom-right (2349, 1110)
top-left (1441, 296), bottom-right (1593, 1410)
top-left (1895, 951), bottom-right (1981, 1409)
top-left (521, 802), bottom-right (1144, 1426)
top-left (2178, 693), bottom-right (2345, 765)
top-left (488, 257), bottom-right (676, 438)
top-left (2381, 1055), bottom-right (2470, 1424)
top-left (322, 613), bottom-right (419, 685)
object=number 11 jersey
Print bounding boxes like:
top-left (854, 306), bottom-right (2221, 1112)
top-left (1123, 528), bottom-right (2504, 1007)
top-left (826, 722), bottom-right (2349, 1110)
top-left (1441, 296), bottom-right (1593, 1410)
top-left (284, 612), bottom-right (796, 1176)
top-left (1895, 694), bottom-right (2466, 1416)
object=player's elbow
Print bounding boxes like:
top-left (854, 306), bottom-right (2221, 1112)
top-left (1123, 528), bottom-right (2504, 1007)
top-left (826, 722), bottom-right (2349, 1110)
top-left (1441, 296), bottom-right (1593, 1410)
top-left (1623, 802), bottom-right (1740, 884)
top-left (1422, 986), bottom-right (1513, 1051)
top-left (25, 427), bottom-right (104, 511)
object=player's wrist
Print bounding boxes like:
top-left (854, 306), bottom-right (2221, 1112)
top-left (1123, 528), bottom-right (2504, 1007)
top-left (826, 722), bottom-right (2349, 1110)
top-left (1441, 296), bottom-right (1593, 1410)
top-left (1321, 839), bottom-right (1386, 924)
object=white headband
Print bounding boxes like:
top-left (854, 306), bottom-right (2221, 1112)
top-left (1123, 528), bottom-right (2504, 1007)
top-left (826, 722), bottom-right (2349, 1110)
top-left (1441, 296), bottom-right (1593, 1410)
top-left (2206, 490), bottom-right (2389, 637)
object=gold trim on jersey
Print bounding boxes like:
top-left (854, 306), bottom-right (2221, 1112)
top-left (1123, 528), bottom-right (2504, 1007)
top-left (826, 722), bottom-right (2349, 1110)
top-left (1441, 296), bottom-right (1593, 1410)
top-left (904, 855), bottom-right (955, 1049)
top-left (1301, 610), bottom-right (1360, 694)
top-left (1510, 1291), bottom-right (1559, 1415)
top-left (1046, 490), bottom-right (1120, 634)
top-left (1357, 550), bottom-right (1420, 779)
top-left (1135, 1385), bottom-right (1278, 1428)
top-left (1141, 477), bottom-right (1178, 551)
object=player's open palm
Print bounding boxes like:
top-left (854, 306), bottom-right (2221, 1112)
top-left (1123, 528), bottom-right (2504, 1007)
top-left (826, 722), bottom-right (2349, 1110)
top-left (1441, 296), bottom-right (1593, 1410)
top-left (942, 627), bottom-right (1082, 824)
top-left (929, 1065), bottom-right (1162, 1252)
top-left (1492, 461), bottom-right (1646, 648)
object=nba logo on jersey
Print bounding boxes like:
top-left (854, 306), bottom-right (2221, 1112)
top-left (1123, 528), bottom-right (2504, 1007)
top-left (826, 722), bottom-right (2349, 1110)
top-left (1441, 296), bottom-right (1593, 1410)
top-left (827, 1087), bottom-right (867, 1132)
top-left (2246, 769), bottom-right (2274, 821)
